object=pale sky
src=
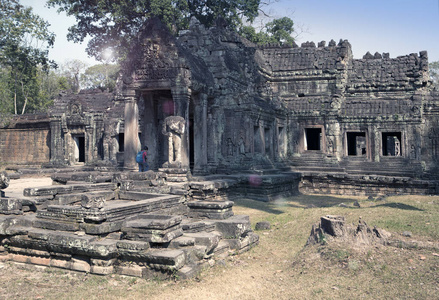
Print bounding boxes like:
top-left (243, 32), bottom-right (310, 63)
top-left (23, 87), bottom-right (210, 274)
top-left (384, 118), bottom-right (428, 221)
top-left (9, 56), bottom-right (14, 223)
top-left (20, 0), bottom-right (439, 66)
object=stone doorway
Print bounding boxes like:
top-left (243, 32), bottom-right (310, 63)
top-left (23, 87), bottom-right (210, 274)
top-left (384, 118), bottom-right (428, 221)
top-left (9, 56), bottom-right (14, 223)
top-left (141, 91), bottom-right (174, 170)
top-left (73, 135), bottom-right (85, 163)
top-left (305, 128), bottom-right (322, 151)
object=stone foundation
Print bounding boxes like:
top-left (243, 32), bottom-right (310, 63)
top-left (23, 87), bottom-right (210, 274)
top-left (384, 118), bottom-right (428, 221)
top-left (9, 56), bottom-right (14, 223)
top-left (0, 170), bottom-right (259, 279)
top-left (300, 172), bottom-right (439, 196)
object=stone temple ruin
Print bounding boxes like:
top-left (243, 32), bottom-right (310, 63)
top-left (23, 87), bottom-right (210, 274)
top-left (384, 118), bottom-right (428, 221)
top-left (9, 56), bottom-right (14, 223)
top-left (0, 17), bottom-right (439, 277)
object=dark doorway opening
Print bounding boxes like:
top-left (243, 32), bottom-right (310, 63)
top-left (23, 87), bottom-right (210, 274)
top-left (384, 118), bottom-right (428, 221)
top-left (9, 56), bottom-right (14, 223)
top-left (382, 132), bottom-right (402, 156)
top-left (347, 132), bottom-right (367, 156)
top-left (118, 133), bottom-right (124, 152)
top-left (305, 128), bottom-right (321, 151)
top-left (74, 135), bottom-right (85, 163)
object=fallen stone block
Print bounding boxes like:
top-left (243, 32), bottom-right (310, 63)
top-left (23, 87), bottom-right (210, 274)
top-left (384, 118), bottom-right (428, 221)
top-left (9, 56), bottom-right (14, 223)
top-left (145, 249), bottom-right (186, 271)
top-left (183, 232), bottom-right (221, 254)
top-left (214, 215), bottom-right (252, 239)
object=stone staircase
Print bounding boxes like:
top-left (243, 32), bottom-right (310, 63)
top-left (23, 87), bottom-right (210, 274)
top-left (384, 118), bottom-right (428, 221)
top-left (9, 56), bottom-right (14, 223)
top-left (341, 157), bottom-right (424, 178)
top-left (289, 151), bottom-right (345, 173)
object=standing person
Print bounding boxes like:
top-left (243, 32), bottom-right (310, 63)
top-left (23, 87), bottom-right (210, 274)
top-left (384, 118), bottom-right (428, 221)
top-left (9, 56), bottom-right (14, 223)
top-left (142, 146), bottom-right (148, 171)
top-left (136, 146), bottom-right (148, 172)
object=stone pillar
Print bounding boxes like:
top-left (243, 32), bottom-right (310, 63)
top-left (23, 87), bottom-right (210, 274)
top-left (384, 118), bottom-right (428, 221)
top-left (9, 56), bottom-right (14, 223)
top-left (49, 118), bottom-right (65, 165)
top-left (124, 96), bottom-right (140, 170)
top-left (85, 125), bottom-right (94, 163)
top-left (171, 87), bottom-right (190, 168)
top-left (143, 93), bottom-right (158, 169)
top-left (193, 94), bottom-right (208, 174)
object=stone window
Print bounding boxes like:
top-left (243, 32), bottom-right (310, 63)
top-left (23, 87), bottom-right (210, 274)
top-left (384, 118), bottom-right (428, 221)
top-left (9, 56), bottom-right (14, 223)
top-left (382, 132), bottom-right (402, 156)
top-left (347, 132), bottom-right (367, 156)
top-left (305, 128), bottom-right (321, 151)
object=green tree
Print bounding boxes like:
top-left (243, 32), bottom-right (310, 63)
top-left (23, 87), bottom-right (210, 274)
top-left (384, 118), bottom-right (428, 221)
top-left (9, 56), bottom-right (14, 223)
top-left (61, 59), bottom-right (88, 93)
top-left (81, 63), bottom-right (120, 92)
top-left (240, 16), bottom-right (295, 45)
top-left (430, 61), bottom-right (439, 88)
top-left (0, 0), bottom-right (56, 114)
top-left (46, 0), bottom-right (263, 61)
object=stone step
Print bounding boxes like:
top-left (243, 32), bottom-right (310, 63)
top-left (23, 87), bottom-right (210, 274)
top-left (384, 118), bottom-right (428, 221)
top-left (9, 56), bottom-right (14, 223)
top-left (183, 231), bottom-right (222, 253)
top-left (181, 219), bottom-right (215, 233)
top-left (145, 249), bottom-right (186, 271)
top-left (187, 200), bottom-right (234, 220)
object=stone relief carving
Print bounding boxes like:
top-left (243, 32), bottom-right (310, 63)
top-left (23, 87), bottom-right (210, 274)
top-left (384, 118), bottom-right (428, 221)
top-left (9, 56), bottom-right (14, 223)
top-left (70, 103), bottom-right (81, 115)
top-left (162, 116), bottom-right (185, 164)
top-left (428, 126), bottom-right (439, 160)
top-left (226, 138), bottom-right (234, 156)
top-left (238, 136), bottom-right (246, 155)
top-left (134, 39), bottom-right (171, 81)
top-left (410, 144), bottom-right (417, 159)
top-left (395, 139), bottom-right (401, 156)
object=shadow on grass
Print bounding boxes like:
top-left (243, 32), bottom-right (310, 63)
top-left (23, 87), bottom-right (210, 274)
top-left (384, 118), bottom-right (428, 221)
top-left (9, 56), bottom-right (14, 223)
top-left (233, 193), bottom-right (361, 214)
top-left (372, 202), bottom-right (424, 211)
top-left (286, 193), bottom-right (360, 208)
top-left (232, 198), bottom-right (286, 215)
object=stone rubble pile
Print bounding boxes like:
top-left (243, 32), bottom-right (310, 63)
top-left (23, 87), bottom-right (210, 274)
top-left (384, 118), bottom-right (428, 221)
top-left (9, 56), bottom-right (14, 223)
top-left (0, 171), bottom-right (259, 279)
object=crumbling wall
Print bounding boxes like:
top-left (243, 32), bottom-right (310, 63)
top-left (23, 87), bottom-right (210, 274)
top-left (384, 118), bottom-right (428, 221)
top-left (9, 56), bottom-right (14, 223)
top-left (0, 115), bottom-right (50, 165)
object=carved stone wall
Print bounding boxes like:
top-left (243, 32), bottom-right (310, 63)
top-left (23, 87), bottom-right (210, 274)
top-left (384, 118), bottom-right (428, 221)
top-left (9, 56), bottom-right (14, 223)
top-left (1, 18), bottom-right (438, 183)
top-left (0, 115), bottom-right (50, 165)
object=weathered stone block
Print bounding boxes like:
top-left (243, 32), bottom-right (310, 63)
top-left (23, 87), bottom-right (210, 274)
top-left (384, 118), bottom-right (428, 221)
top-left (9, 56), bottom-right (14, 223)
top-left (81, 221), bottom-right (124, 235)
top-left (116, 264), bottom-right (145, 277)
top-left (33, 219), bottom-right (80, 232)
top-left (214, 215), bottom-right (252, 238)
top-left (90, 265), bottom-right (114, 275)
top-left (0, 198), bottom-right (22, 214)
top-left (183, 232), bottom-right (221, 253)
top-left (145, 249), bottom-right (186, 271)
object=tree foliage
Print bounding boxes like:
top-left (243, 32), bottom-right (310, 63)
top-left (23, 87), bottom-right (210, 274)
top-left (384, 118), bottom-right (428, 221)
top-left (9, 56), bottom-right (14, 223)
top-left (430, 61), bottom-right (439, 89)
top-left (240, 16), bottom-right (295, 45)
top-left (0, 0), bottom-right (56, 114)
top-left (81, 63), bottom-right (120, 92)
top-left (46, 0), bottom-right (289, 61)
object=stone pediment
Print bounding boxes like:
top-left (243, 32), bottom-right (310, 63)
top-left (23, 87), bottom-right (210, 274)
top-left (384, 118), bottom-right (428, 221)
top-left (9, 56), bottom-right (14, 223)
top-left (122, 18), bottom-right (180, 87)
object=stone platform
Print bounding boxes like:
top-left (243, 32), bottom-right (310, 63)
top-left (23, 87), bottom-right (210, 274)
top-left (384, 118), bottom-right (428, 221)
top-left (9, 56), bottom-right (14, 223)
top-left (0, 171), bottom-right (259, 279)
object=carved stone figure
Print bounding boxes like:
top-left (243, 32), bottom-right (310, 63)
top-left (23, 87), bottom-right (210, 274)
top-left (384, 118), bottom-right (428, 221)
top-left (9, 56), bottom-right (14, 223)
top-left (162, 116), bottom-right (185, 164)
top-left (225, 138), bottom-right (233, 156)
top-left (81, 194), bottom-right (106, 210)
top-left (238, 136), bottom-right (245, 155)
top-left (0, 171), bottom-right (10, 197)
top-left (0, 171), bottom-right (10, 190)
top-left (395, 139), bottom-right (401, 156)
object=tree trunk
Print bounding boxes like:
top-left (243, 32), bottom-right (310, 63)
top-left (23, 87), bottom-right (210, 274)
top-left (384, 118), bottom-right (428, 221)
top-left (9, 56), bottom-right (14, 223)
top-left (20, 81), bottom-right (27, 115)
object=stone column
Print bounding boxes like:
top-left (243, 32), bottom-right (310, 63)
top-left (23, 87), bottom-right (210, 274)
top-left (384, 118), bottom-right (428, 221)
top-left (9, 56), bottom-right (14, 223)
top-left (49, 118), bottom-right (65, 165)
top-left (193, 94), bottom-right (208, 174)
top-left (143, 93), bottom-right (158, 169)
top-left (123, 96), bottom-right (140, 170)
top-left (171, 87), bottom-right (191, 168)
top-left (85, 125), bottom-right (94, 163)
